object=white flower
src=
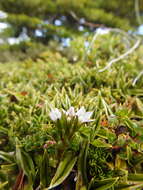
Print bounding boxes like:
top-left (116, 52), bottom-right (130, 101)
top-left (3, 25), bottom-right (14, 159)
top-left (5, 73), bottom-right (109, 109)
top-left (49, 108), bottom-right (61, 121)
top-left (49, 106), bottom-right (94, 123)
top-left (76, 106), bottom-right (94, 123)
top-left (66, 107), bottom-right (75, 117)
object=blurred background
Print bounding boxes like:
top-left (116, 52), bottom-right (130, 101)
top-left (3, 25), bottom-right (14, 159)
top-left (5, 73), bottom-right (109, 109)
top-left (0, 0), bottom-right (143, 62)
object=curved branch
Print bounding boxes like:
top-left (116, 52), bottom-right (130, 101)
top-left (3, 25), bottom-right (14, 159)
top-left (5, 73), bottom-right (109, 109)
top-left (99, 38), bottom-right (141, 72)
top-left (132, 70), bottom-right (143, 86)
top-left (69, 11), bottom-right (104, 28)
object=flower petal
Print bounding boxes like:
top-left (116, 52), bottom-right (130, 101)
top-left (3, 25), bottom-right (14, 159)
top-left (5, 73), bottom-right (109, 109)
top-left (76, 106), bottom-right (86, 117)
top-left (77, 110), bottom-right (94, 123)
top-left (49, 108), bottom-right (61, 121)
top-left (84, 111), bottom-right (93, 120)
top-left (66, 107), bottom-right (75, 117)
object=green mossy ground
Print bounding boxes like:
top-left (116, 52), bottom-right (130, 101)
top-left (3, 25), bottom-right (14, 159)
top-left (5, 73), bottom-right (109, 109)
top-left (0, 34), bottom-right (143, 189)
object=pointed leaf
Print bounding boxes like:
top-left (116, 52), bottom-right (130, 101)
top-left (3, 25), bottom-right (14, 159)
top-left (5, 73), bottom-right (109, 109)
top-left (48, 151), bottom-right (77, 189)
top-left (89, 177), bottom-right (119, 190)
top-left (91, 139), bottom-right (112, 148)
top-left (40, 150), bottom-right (51, 188)
top-left (115, 183), bottom-right (143, 190)
top-left (15, 138), bottom-right (35, 181)
top-left (0, 151), bottom-right (15, 163)
top-left (128, 173), bottom-right (143, 182)
top-left (0, 181), bottom-right (8, 189)
top-left (76, 141), bottom-right (89, 189)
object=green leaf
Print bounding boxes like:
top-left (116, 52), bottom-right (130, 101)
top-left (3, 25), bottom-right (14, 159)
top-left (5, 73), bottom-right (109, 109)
top-left (79, 126), bottom-right (92, 139)
top-left (48, 151), bottom-right (77, 189)
top-left (115, 183), bottom-right (143, 190)
top-left (91, 113), bottom-right (101, 140)
top-left (15, 138), bottom-right (35, 182)
top-left (0, 126), bottom-right (8, 134)
top-left (80, 187), bottom-right (87, 190)
top-left (23, 183), bottom-right (33, 190)
top-left (0, 181), bottom-right (8, 189)
top-left (135, 98), bottom-right (143, 112)
top-left (97, 128), bottom-right (116, 143)
top-left (125, 119), bottom-right (143, 135)
top-left (91, 139), bottom-right (112, 148)
top-left (89, 177), bottom-right (119, 190)
top-left (0, 170), bottom-right (7, 182)
top-left (1, 163), bottom-right (17, 172)
top-left (40, 150), bottom-right (51, 188)
top-left (76, 141), bottom-right (89, 190)
top-left (115, 155), bottom-right (127, 170)
top-left (0, 151), bottom-right (15, 163)
top-left (126, 146), bottom-right (132, 165)
top-left (132, 154), bottom-right (143, 165)
top-left (128, 173), bottom-right (143, 182)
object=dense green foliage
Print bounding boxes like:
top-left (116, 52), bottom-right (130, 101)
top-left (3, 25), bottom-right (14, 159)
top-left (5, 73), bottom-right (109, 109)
top-left (0, 32), bottom-right (143, 189)
top-left (0, 0), bottom-right (143, 62)
top-left (0, 1), bottom-right (143, 189)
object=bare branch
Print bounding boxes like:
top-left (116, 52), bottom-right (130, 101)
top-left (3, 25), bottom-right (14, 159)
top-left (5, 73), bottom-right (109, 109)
top-left (99, 38), bottom-right (141, 72)
top-left (69, 11), bottom-right (104, 28)
top-left (132, 70), bottom-right (143, 86)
